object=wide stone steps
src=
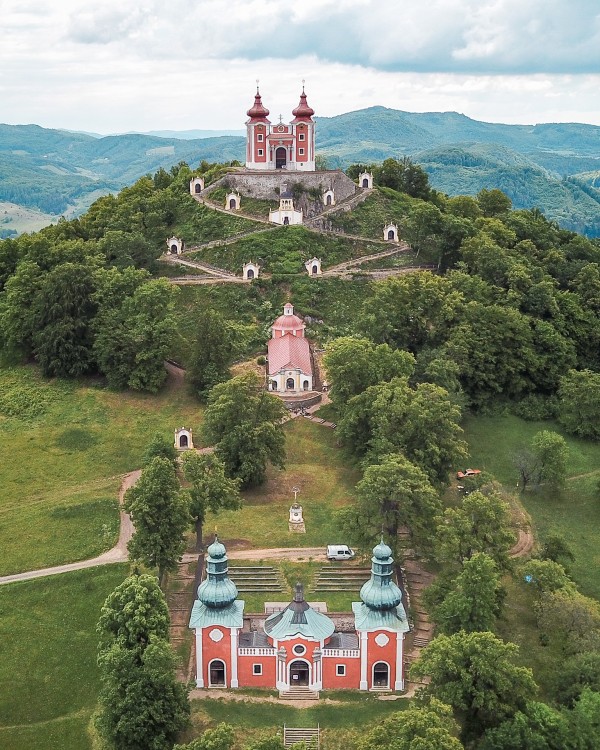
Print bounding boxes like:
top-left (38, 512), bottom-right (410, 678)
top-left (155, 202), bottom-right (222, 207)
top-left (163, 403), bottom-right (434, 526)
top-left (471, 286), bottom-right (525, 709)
top-left (284, 726), bottom-right (320, 748)
top-left (281, 689), bottom-right (320, 701)
top-left (228, 565), bottom-right (287, 593)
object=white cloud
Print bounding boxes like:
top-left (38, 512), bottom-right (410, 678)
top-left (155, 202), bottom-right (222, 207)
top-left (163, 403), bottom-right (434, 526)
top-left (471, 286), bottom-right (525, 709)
top-left (1, 0), bottom-right (599, 131)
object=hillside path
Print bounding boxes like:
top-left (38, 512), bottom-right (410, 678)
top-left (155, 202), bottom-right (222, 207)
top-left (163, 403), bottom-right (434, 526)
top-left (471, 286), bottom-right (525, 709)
top-left (0, 470), bottom-right (139, 586)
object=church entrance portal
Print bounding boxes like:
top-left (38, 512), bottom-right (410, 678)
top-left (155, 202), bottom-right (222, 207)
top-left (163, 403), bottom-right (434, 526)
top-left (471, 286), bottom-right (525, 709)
top-left (373, 662), bottom-right (389, 688)
top-left (289, 660), bottom-right (309, 686)
top-left (179, 434), bottom-right (188, 448)
top-left (209, 660), bottom-right (226, 687)
top-left (286, 377), bottom-right (295, 390)
top-left (362, 178), bottom-right (369, 188)
top-left (275, 147), bottom-right (287, 169)
top-left (388, 229), bottom-right (395, 240)
top-left (247, 268), bottom-right (254, 279)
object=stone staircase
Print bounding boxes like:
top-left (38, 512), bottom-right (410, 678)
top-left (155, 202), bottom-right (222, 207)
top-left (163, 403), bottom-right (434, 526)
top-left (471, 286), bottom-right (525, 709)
top-left (310, 566), bottom-right (370, 593)
top-left (284, 725), bottom-right (320, 747)
top-left (228, 565), bottom-right (287, 594)
top-left (280, 687), bottom-right (320, 701)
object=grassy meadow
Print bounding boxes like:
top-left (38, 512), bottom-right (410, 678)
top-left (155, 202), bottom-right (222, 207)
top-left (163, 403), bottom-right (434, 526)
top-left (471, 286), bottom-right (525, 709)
top-left (0, 364), bottom-right (203, 575)
top-left (204, 418), bottom-right (361, 549)
top-left (462, 413), bottom-right (600, 600)
top-left (0, 565), bottom-right (128, 750)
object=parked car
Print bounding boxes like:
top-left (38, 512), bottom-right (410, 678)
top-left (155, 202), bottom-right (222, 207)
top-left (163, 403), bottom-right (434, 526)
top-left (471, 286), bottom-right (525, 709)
top-left (326, 544), bottom-right (355, 561)
top-left (456, 468), bottom-right (482, 479)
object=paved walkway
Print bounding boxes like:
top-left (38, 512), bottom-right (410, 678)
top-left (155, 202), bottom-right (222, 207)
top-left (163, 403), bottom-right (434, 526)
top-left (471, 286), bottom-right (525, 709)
top-left (0, 470), bottom-right (140, 586)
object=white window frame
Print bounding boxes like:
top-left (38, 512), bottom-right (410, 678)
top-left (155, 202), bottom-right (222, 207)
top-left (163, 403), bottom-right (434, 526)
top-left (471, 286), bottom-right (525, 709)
top-left (257, 134), bottom-right (264, 142)
top-left (298, 148), bottom-right (305, 155)
top-left (298, 133), bottom-right (305, 141)
top-left (257, 148), bottom-right (264, 156)
top-left (336, 664), bottom-right (346, 676)
top-left (253, 663), bottom-right (263, 675)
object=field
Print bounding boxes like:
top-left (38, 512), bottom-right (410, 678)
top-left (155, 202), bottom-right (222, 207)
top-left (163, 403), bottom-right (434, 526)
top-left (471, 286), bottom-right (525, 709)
top-left (462, 413), bottom-right (600, 599)
top-left (0, 565), bottom-right (128, 750)
top-left (205, 418), bottom-right (361, 549)
top-left (0, 365), bottom-right (203, 575)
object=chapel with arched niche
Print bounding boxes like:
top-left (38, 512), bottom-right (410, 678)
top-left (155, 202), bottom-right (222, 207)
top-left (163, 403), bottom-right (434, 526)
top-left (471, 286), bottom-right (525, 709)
top-left (246, 84), bottom-right (316, 172)
top-left (189, 537), bottom-right (410, 693)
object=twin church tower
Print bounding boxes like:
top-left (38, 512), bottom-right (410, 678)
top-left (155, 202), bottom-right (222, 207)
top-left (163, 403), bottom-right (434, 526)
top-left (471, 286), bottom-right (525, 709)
top-left (245, 85), bottom-right (316, 171)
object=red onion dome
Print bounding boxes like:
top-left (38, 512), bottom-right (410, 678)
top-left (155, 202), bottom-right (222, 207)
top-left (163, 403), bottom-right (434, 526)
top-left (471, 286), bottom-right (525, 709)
top-left (247, 89), bottom-right (270, 121)
top-left (292, 89), bottom-right (315, 120)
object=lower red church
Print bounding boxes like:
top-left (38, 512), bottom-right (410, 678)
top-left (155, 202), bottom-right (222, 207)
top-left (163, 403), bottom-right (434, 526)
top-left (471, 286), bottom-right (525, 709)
top-left (189, 538), bottom-right (410, 693)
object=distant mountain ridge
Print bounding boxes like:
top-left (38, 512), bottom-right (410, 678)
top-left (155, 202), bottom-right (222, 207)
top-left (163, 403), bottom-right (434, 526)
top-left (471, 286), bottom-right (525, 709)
top-left (1, 108), bottom-right (600, 236)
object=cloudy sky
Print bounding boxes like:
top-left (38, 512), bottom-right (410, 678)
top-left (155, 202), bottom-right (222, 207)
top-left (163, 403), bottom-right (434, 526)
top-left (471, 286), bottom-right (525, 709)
top-left (1, 0), bottom-right (599, 134)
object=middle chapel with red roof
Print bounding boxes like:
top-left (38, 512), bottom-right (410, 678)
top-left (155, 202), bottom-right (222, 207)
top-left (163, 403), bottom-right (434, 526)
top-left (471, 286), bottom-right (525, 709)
top-left (267, 302), bottom-right (313, 394)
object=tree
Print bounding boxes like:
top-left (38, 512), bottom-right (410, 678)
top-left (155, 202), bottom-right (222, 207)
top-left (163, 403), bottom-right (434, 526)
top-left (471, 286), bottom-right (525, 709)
top-left (32, 261), bottom-right (98, 377)
top-left (94, 278), bottom-right (178, 393)
top-left (96, 573), bottom-right (190, 750)
top-left (478, 701), bottom-right (569, 750)
top-left (431, 553), bottom-right (503, 634)
top-left (97, 573), bottom-right (170, 651)
top-left (521, 558), bottom-right (575, 596)
top-left (411, 631), bottom-right (537, 742)
top-left (143, 432), bottom-right (178, 467)
top-left (539, 533), bottom-right (575, 567)
top-left (338, 377), bottom-right (467, 485)
top-left (187, 309), bottom-right (238, 401)
top-left (173, 723), bottom-right (235, 750)
top-left (323, 336), bottom-right (414, 409)
top-left (347, 453), bottom-right (441, 556)
top-left (515, 430), bottom-right (568, 491)
top-left (97, 639), bottom-right (190, 750)
top-left (181, 452), bottom-right (241, 551)
top-left (374, 157), bottom-right (431, 200)
top-left (358, 699), bottom-right (463, 750)
top-left (566, 688), bottom-right (600, 750)
top-left (477, 188), bottom-right (512, 217)
top-left (534, 589), bottom-right (600, 655)
top-left (558, 370), bottom-right (600, 440)
top-left (202, 373), bottom-right (288, 487)
top-left (556, 652), bottom-right (600, 707)
top-left (359, 272), bottom-right (464, 353)
top-left (124, 457), bottom-right (190, 585)
top-left (435, 491), bottom-right (515, 571)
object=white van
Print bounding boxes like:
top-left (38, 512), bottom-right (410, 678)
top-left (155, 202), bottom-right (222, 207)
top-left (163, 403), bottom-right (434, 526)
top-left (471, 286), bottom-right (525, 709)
top-left (326, 545), bottom-right (355, 561)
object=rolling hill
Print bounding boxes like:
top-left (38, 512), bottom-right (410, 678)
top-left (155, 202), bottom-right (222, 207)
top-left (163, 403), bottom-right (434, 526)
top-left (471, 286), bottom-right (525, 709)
top-left (1, 107), bottom-right (600, 236)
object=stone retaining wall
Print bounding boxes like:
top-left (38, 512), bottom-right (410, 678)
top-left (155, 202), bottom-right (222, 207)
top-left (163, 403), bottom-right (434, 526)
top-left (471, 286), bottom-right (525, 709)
top-left (220, 169), bottom-right (359, 202)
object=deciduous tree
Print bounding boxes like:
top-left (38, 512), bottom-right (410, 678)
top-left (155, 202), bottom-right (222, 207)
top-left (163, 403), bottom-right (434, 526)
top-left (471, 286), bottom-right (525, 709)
top-left (558, 369), bottom-right (600, 440)
top-left (182, 452), bottom-right (241, 551)
top-left (431, 553), bottom-right (503, 634)
top-left (124, 457), bottom-right (190, 585)
top-left (435, 491), bottom-right (515, 571)
top-left (411, 631), bottom-right (537, 742)
top-left (345, 453), bottom-right (441, 556)
top-left (202, 373), bottom-right (287, 487)
top-left (358, 699), bottom-right (463, 750)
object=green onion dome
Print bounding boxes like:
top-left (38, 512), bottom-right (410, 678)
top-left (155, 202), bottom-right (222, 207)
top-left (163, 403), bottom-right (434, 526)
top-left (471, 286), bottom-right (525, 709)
top-left (197, 535), bottom-right (238, 609)
top-left (359, 539), bottom-right (402, 611)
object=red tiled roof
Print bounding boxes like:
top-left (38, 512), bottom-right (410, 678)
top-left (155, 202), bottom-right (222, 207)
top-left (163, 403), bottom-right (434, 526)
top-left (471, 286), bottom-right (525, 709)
top-left (272, 313), bottom-right (305, 334)
top-left (268, 334), bottom-right (312, 376)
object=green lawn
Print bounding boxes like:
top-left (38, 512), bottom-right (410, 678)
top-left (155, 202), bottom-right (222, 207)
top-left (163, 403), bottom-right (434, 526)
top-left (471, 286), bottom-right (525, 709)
top-left (190, 693), bottom-right (409, 740)
top-left (0, 365), bottom-right (203, 575)
top-left (204, 418), bottom-right (360, 549)
top-left (0, 565), bottom-right (128, 750)
top-left (462, 413), bottom-right (600, 599)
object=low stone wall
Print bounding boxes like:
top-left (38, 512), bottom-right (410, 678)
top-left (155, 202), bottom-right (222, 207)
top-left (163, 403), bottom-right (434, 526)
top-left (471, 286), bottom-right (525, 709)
top-left (220, 169), bottom-right (359, 203)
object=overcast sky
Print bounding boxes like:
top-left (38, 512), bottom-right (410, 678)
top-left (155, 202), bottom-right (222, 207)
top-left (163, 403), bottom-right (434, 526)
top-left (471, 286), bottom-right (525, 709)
top-left (1, 0), bottom-right (599, 134)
